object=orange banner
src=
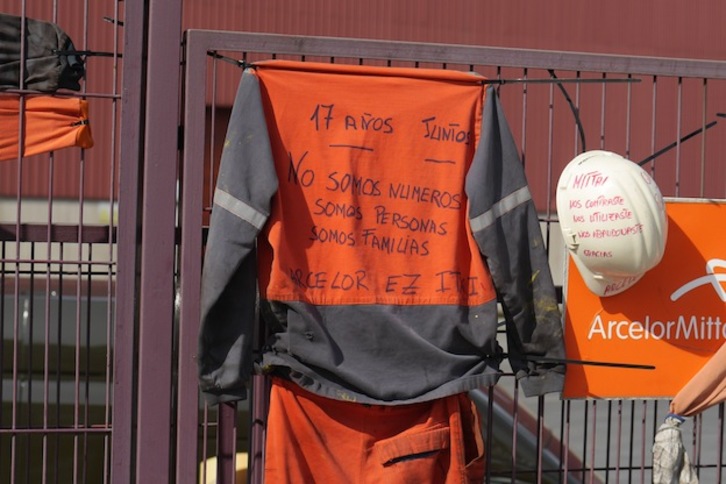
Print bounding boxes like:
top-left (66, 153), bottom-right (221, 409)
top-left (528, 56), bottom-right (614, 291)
top-left (563, 199), bottom-right (726, 399)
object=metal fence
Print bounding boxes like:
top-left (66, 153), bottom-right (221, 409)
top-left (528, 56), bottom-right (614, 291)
top-left (1, 7), bottom-right (726, 484)
top-left (180, 31), bottom-right (726, 484)
top-left (0, 2), bottom-right (121, 483)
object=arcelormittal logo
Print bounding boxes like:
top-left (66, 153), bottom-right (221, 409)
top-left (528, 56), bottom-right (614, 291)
top-left (670, 259), bottom-right (726, 302)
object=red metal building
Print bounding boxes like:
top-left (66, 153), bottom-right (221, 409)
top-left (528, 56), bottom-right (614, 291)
top-left (1, 0), bottom-right (724, 202)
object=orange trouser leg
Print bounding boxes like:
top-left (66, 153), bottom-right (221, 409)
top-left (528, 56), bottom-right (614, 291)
top-left (263, 377), bottom-right (484, 484)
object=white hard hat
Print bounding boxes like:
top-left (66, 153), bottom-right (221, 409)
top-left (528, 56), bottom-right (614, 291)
top-left (556, 150), bottom-right (668, 297)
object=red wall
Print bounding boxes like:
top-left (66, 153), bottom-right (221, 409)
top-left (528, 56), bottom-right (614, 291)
top-left (183, 0), bottom-right (724, 61)
top-left (0, 0), bottom-right (722, 200)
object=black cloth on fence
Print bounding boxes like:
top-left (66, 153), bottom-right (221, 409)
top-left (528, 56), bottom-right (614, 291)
top-left (0, 13), bottom-right (84, 92)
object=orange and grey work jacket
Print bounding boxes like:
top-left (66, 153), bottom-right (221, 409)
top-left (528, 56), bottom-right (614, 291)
top-left (198, 61), bottom-right (566, 406)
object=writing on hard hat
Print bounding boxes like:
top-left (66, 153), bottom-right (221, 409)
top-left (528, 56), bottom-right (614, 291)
top-left (556, 150), bottom-right (668, 297)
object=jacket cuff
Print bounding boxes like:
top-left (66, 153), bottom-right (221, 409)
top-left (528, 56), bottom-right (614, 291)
top-left (516, 369), bottom-right (565, 397)
top-left (201, 386), bottom-right (248, 406)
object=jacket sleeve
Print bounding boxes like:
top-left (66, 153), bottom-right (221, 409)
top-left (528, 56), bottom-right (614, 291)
top-left (198, 69), bottom-right (278, 405)
top-left (466, 86), bottom-right (565, 397)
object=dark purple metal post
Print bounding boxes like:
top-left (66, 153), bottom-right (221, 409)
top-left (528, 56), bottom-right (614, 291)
top-left (217, 402), bottom-right (238, 484)
top-left (134, 0), bottom-right (183, 482)
top-left (177, 28), bottom-right (211, 484)
top-left (112, 0), bottom-right (148, 481)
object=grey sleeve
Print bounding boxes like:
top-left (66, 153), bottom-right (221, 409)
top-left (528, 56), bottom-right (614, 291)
top-left (198, 70), bottom-right (278, 405)
top-left (466, 86), bottom-right (565, 397)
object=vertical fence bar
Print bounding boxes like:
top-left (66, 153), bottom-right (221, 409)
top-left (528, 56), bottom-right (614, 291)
top-left (178, 28), bottom-right (212, 484)
top-left (649, 76), bottom-right (658, 177)
top-left (10, 100), bottom-right (23, 484)
top-left (73, 120), bottom-right (87, 484)
top-left (217, 403), bottom-right (237, 484)
top-left (615, 401), bottom-right (623, 483)
top-left (510, 381), bottom-right (519, 483)
top-left (536, 396), bottom-right (545, 484)
top-left (134, 0), bottom-right (184, 482)
top-left (112, 0), bottom-right (148, 481)
top-left (605, 401), bottom-right (612, 484)
top-left (588, 400), bottom-right (598, 482)
top-left (42, 157), bottom-right (54, 484)
top-left (718, 404), bottom-right (724, 480)
top-left (483, 385), bottom-right (493, 483)
top-left (103, 2), bottom-right (123, 482)
top-left (699, 79), bottom-right (707, 197)
top-left (675, 77), bottom-right (683, 197)
top-left (55, 252), bottom-right (64, 484)
top-left (0, 238), bottom-right (2, 476)
top-left (249, 374), bottom-right (270, 484)
top-left (80, 0), bottom-right (91, 477)
top-left (639, 401), bottom-right (647, 483)
top-left (694, 412), bottom-right (703, 479)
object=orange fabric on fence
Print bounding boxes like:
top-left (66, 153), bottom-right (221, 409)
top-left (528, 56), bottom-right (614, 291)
top-left (263, 377), bottom-right (485, 484)
top-left (0, 95), bottom-right (93, 161)
top-left (253, 60), bottom-right (494, 307)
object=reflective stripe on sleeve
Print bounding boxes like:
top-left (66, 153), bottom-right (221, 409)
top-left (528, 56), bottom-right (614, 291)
top-left (213, 188), bottom-right (268, 230)
top-left (469, 186), bottom-right (532, 233)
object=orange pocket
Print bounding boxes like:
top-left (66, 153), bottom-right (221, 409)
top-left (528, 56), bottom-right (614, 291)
top-left (375, 425), bottom-right (450, 466)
